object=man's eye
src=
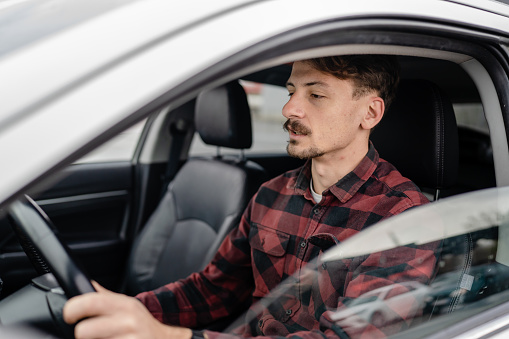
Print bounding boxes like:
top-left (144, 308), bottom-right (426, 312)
top-left (288, 92), bottom-right (294, 97)
top-left (311, 94), bottom-right (323, 99)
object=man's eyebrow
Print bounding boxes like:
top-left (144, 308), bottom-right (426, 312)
top-left (285, 81), bottom-right (330, 88)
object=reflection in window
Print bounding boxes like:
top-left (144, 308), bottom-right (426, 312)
top-left (228, 188), bottom-right (509, 338)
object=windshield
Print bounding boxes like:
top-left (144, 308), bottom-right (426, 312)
top-left (226, 186), bottom-right (509, 338)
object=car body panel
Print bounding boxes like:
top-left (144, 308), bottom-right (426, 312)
top-left (1, 0), bottom-right (509, 208)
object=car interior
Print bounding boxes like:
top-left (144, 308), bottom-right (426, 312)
top-left (124, 81), bottom-right (268, 295)
top-left (0, 38), bottom-right (506, 336)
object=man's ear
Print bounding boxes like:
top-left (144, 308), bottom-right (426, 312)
top-left (361, 97), bottom-right (385, 130)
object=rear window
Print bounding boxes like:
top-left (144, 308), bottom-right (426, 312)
top-left (189, 81), bottom-right (289, 156)
top-left (454, 103), bottom-right (489, 133)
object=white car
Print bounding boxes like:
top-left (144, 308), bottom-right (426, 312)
top-left (1, 0), bottom-right (509, 338)
top-left (328, 281), bottom-right (431, 330)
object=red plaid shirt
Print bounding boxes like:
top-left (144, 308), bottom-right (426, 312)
top-left (137, 144), bottom-right (437, 338)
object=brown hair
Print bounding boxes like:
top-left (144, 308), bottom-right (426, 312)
top-left (307, 55), bottom-right (400, 109)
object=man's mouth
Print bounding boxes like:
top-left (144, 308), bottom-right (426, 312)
top-left (283, 120), bottom-right (311, 136)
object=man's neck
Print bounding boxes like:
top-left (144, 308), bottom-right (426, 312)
top-left (311, 142), bottom-right (369, 194)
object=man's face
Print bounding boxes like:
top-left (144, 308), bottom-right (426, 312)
top-left (283, 61), bottom-right (373, 160)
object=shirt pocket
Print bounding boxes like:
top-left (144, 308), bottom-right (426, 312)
top-left (250, 223), bottom-right (290, 297)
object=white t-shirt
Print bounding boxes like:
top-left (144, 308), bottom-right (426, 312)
top-left (310, 178), bottom-right (322, 204)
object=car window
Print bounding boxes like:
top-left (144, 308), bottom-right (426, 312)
top-left (454, 103), bottom-right (488, 133)
top-left (228, 187), bottom-right (509, 338)
top-left (345, 295), bottom-right (379, 307)
top-left (190, 86), bottom-right (491, 156)
top-left (384, 283), bottom-right (415, 299)
top-left (74, 120), bottom-right (145, 163)
top-left (189, 81), bottom-right (288, 156)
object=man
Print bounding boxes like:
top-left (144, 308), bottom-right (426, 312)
top-left (63, 55), bottom-right (437, 338)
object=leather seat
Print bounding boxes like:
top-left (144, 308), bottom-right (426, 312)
top-left (371, 79), bottom-right (468, 316)
top-left (125, 81), bottom-right (268, 295)
top-left (370, 79), bottom-right (459, 200)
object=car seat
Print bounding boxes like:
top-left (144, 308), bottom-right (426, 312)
top-left (124, 81), bottom-right (268, 295)
top-left (370, 79), bottom-right (459, 201)
top-left (370, 79), bottom-right (496, 318)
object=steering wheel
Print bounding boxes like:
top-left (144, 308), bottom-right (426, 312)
top-left (8, 195), bottom-right (96, 298)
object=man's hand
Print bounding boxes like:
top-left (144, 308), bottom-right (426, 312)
top-left (63, 281), bottom-right (193, 339)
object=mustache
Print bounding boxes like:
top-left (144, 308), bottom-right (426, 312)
top-left (283, 119), bottom-right (311, 135)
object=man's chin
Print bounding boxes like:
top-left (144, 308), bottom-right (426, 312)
top-left (287, 144), bottom-right (324, 159)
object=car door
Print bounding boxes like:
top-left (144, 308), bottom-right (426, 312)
top-left (0, 122), bottom-right (146, 298)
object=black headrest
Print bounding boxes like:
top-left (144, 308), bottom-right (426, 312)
top-left (370, 79), bottom-right (459, 189)
top-left (195, 81), bottom-right (252, 149)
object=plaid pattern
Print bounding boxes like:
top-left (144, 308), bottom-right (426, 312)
top-left (136, 144), bottom-right (436, 338)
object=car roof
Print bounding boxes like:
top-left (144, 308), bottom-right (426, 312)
top-left (0, 0), bottom-right (252, 123)
top-left (0, 0), bottom-right (138, 58)
top-left (447, 0), bottom-right (509, 17)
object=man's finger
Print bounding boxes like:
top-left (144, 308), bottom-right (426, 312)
top-left (91, 280), bottom-right (109, 293)
top-left (63, 292), bottom-right (117, 325)
top-left (74, 314), bottom-right (131, 339)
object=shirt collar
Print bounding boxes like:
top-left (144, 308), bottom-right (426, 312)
top-left (291, 142), bottom-right (380, 203)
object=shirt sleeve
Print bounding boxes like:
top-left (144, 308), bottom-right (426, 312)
top-left (136, 200), bottom-right (256, 329)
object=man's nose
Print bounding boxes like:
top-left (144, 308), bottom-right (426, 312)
top-left (282, 94), bottom-right (304, 119)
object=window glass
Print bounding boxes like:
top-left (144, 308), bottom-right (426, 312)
top-left (75, 120), bottom-right (145, 163)
top-left (189, 81), bottom-right (288, 156)
top-left (190, 89), bottom-right (492, 157)
top-left (229, 187), bottom-right (509, 338)
top-left (454, 103), bottom-right (488, 133)
top-left (451, 102), bottom-right (495, 193)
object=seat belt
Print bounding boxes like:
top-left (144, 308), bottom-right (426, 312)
top-left (160, 118), bottom-right (189, 199)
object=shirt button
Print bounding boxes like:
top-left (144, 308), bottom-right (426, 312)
top-left (313, 208), bottom-right (320, 215)
top-left (300, 241), bottom-right (306, 248)
top-left (286, 309), bottom-right (292, 315)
